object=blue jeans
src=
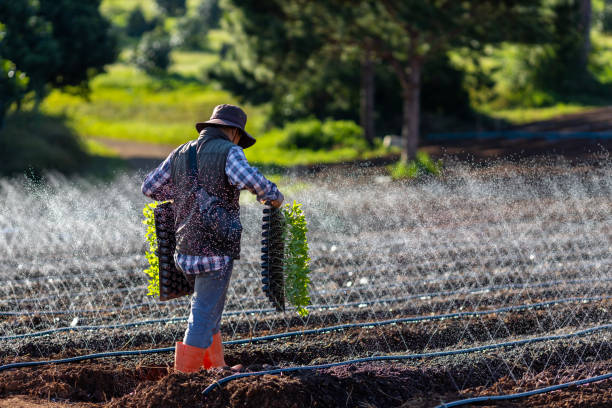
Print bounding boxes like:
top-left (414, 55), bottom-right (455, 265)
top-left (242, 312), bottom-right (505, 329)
top-left (182, 260), bottom-right (233, 349)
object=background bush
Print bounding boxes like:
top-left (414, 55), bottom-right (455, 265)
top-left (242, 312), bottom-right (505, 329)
top-left (280, 119), bottom-right (366, 151)
top-left (133, 28), bottom-right (172, 74)
top-left (172, 16), bottom-right (208, 50)
top-left (155, 0), bottom-right (186, 17)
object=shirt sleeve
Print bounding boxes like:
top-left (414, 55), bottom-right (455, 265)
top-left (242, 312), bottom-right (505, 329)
top-left (225, 146), bottom-right (281, 202)
top-left (141, 151), bottom-right (175, 201)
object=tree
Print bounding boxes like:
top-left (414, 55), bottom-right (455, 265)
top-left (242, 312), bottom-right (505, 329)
top-left (579, 0), bottom-right (592, 70)
top-left (222, 0), bottom-right (548, 162)
top-left (0, 0), bottom-right (117, 103)
top-left (173, 15), bottom-right (209, 50)
top-left (155, 0), bottom-right (187, 17)
top-left (0, 24), bottom-right (28, 129)
top-left (133, 28), bottom-right (172, 74)
top-left (126, 7), bottom-right (157, 38)
top-left (534, 0), bottom-right (597, 94)
top-left (603, 0), bottom-right (612, 33)
top-left (0, 60), bottom-right (28, 129)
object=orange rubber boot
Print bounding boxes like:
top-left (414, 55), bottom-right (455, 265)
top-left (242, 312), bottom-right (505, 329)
top-left (207, 332), bottom-right (227, 368)
top-left (174, 341), bottom-right (208, 373)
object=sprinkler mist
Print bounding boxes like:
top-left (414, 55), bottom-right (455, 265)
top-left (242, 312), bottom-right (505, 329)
top-left (0, 160), bottom-right (610, 397)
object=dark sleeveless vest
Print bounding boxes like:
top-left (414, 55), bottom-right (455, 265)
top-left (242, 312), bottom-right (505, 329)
top-left (170, 127), bottom-right (241, 259)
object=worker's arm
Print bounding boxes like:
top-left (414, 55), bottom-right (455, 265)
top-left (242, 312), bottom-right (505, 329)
top-left (225, 146), bottom-right (284, 207)
top-left (141, 151), bottom-right (176, 201)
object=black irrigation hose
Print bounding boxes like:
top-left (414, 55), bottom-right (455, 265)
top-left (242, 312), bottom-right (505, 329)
top-left (435, 372), bottom-right (612, 408)
top-left (2, 318), bottom-right (608, 376)
top-left (0, 347), bottom-right (175, 372)
top-left (1, 295), bottom-right (608, 341)
top-left (2, 276), bottom-right (608, 316)
top-left (200, 324), bottom-right (612, 396)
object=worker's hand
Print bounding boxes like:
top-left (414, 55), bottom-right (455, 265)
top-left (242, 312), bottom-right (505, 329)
top-left (269, 192), bottom-right (284, 208)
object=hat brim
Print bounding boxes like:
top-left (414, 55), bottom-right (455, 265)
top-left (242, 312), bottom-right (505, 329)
top-left (196, 119), bottom-right (256, 149)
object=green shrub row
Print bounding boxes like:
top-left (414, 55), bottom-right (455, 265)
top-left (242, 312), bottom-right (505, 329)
top-left (279, 118), bottom-right (367, 151)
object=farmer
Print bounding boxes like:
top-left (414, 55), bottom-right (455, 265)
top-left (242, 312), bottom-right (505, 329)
top-left (141, 104), bottom-right (284, 373)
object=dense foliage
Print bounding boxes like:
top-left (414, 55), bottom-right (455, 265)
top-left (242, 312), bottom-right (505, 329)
top-left (133, 28), bottom-right (172, 74)
top-left (0, 0), bottom-right (117, 102)
top-left (173, 15), bottom-right (209, 50)
top-left (126, 7), bottom-right (158, 38)
top-left (198, 0), bottom-right (222, 29)
top-left (155, 0), bottom-right (186, 16)
top-left (281, 201), bottom-right (311, 317)
top-left (280, 119), bottom-right (366, 151)
top-left (534, 0), bottom-right (599, 95)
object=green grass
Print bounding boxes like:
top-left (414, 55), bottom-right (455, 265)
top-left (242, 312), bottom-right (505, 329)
top-left (41, 62), bottom-right (266, 146)
top-left (84, 139), bottom-right (121, 157)
top-left (171, 51), bottom-right (220, 76)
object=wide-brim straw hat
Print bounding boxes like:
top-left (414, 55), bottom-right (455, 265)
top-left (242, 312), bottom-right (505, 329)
top-left (195, 104), bottom-right (256, 149)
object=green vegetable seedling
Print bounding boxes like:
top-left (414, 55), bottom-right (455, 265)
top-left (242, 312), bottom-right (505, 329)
top-left (281, 201), bottom-right (311, 316)
top-left (142, 201), bottom-right (161, 297)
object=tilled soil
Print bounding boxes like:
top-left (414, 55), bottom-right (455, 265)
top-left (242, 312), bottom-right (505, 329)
top-left (1, 353), bottom-right (610, 407)
top-left (1, 307), bottom-right (610, 408)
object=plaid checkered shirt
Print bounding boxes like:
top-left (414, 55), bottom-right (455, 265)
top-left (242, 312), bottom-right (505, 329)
top-left (141, 143), bottom-right (281, 274)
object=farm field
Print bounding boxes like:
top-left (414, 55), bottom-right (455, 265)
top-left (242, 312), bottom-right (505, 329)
top-left (0, 159), bottom-right (610, 407)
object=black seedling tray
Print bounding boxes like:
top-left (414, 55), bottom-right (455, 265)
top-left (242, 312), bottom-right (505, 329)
top-left (154, 202), bottom-right (194, 301)
top-left (261, 204), bottom-right (285, 312)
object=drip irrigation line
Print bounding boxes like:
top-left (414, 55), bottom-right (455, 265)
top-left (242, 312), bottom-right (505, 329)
top-left (0, 317), bottom-right (187, 341)
top-left (200, 324), bottom-right (612, 396)
top-left (1, 295), bottom-right (607, 342)
top-left (1, 320), bottom-right (609, 375)
top-left (0, 347), bottom-right (175, 372)
top-left (435, 372), bottom-right (612, 407)
top-left (2, 276), bottom-right (607, 317)
top-left (301, 278), bottom-right (612, 313)
top-left (3, 323), bottom-right (610, 375)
